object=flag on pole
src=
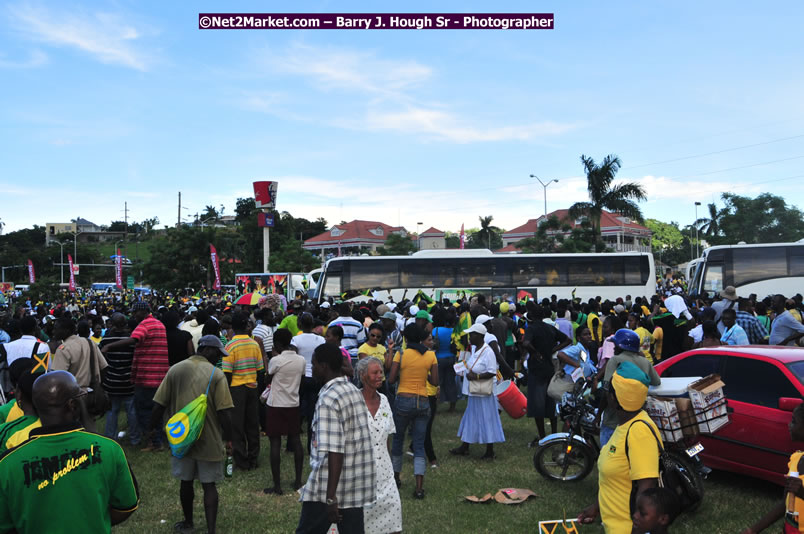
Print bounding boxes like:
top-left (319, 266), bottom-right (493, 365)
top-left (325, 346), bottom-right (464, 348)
top-left (210, 244), bottom-right (222, 290)
top-left (27, 260), bottom-right (35, 284)
top-left (115, 249), bottom-right (123, 289)
top-left (68, 254), bottom-right (76, 292)
top-left (459, 223), bottom-right (465, 249)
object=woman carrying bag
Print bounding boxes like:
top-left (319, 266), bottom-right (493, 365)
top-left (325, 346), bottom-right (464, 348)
top-left (449, 323), bottom-right (505, 460)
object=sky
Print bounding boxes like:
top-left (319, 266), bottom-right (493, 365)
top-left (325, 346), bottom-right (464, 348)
top-left (2, 1), bottom-right (804, 236)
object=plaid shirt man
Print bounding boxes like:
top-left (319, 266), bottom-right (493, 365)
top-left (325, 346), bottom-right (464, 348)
top-left (299, 376), bottom-right (375, 508)
top-left (735, 311), bottom-right (768, 345)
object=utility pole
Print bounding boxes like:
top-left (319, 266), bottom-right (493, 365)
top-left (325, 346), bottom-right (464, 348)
top-left (123, 201), bottom-right (129, 240)
top-left (177, 192), bottom-right (181, 228)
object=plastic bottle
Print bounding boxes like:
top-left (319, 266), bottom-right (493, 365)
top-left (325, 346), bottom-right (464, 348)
top-left (787, 471), bottom-right (799, 519)
top-left (225, 455), bottom-right (234, 478)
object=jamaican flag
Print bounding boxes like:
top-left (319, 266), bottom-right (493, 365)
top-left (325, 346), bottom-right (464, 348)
top-left (451, 311), bottom-right (472, 352)
top-left (413, 290), bottom-right (436, 310)
top-left (166, 366), bottom-right (215, 459)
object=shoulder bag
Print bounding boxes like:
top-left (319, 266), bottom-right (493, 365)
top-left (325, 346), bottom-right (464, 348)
top-left (467, 347), bottom-right (494, 396)
top-left (85, 338), bottom-right (112, 417)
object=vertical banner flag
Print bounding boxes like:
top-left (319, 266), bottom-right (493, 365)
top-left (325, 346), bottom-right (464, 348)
top-left (337, 240), bottom-right (342, 257)
top-left (68, 254), bottom-right (76, 291)
top-left (459, 223), bottom-right (466, 249)
top-left (27, 259), bottom-right (35, 284)
top-left (210, 244), bottom-right (221, 290)
top-left (115, 249), bottom-right (123, 289)
top-left (253, 181), bottom-right (279, 209)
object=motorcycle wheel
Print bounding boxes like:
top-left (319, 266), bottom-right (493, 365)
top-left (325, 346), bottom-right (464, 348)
top-left (665, 451), bottom-right (705, 513)
top-left (533, 438), bottom-right (596, 482)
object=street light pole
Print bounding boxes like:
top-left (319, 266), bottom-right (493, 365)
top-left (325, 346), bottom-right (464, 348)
top-left (694, 201), bottom-right (701, 258)
top-left (416, 222), bottom-right (423, 250)
top-left (530, 174), bottom-right (559, 218)
top-left (52, 240), bottom-right (64, 284)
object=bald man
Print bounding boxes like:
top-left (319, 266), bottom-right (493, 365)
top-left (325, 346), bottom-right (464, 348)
top-left (0, 371), bottom-right (139, 534)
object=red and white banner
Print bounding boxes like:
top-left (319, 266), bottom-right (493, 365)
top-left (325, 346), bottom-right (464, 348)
top-left (27, 259), bottom-right (35, 284)
top-left (210, 244), bottom-right (221, 290)
top-left (253, 181), bottom-right (278, 209)
top-left (68, 254), bottom-right (76, 291)
top-left (459, 223), bottom-right (465, 249)
top-left (115, 248), bottom-right (123, 289)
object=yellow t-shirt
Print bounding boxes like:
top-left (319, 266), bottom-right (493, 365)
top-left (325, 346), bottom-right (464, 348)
top-left (598, 412), bottom-right (660, 534)
top-left (588, 313), bottom-right (603, 343)
top-left (652, 327), bottom-right (664, 361)
top-left (5, 419), bottom-right (41, 449)
top-left (786, 451), bottom-right (804, 531)
top-left (357, 343), bottom-right (387, 363)
top-left (634, 327), bottom-right (654, 363)
top-left (393, 348), bottom-right (437, 397)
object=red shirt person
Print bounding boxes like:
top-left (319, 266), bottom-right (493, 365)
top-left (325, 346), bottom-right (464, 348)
top-left (102, 301), bottom-right (169, 451)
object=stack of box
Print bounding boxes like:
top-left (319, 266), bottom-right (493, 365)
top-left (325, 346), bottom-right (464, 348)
top-left (645, 374), bottom-right (728, 442)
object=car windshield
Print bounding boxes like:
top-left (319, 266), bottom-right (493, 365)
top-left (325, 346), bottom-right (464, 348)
top-left (786, 361), bottom-right (804, 386)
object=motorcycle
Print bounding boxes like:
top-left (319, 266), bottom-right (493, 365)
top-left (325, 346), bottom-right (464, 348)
top-left (534, 377), bottom-right (710, 509)
top-left (533, 378), bottom-right (600, 481)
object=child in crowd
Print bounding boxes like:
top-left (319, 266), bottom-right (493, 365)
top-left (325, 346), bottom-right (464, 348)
top-left (741, 402), bottom-right (804, 533)
top-left (632, 487), bottom-right (680, 534)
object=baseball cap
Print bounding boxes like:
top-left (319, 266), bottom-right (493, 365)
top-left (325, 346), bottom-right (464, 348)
top-left (475, 314), bottom-right (491, 325)
top-left (409, 305), bottom-right (420, 316)
top-left (198, 335), bottom-right (229, 356)
top-left (381, 311), bottom-right (398, 320)
top-left (415, 310), bottom-right (432, 322)
top-left (320, 301), bottom-right (331, 309)
top-left (187, 306), bottom-right (198, 313)
top-left (132, 301), bottom-right (151, 312)
top-left (464, 323), bottom-right (488, 335)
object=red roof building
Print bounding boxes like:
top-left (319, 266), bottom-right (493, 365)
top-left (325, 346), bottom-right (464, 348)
top-left (418, 227), bottom-right (446, 250)
top-left (501, 209), bottom-right (652, 252)
top-left (303, 220), bottom-right (408, 256)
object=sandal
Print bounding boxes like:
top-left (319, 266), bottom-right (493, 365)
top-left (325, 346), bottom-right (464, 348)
top-left (449, 447), bottom-right (469, 456)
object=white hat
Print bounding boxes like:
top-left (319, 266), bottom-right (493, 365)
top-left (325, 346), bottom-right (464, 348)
top-left (387, 302), bottom-right (397, 311)
top-left (320, 302), bottom-right (331, 309)
top-left (464, 323), bottom-right (487, 335)
top-left (409, 305), bottom-right (420, 316)
top-left (88, 309), bottom-right (97, 315)
top-left (475, 314), bottom-right (491, 324)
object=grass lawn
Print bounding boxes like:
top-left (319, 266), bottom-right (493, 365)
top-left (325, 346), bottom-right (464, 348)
top-left (111, 397), bottom-right (783, 533)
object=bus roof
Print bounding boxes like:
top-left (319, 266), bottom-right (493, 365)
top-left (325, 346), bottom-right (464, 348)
top-left (322, 251), bottom-right (651, 264)
top-left (703, 241), bottom-right (804, 255)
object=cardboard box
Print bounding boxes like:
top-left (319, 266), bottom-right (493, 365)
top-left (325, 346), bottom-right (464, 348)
top-left (675, 397), bottom-right (700, 437)
top-left (646, 396), bottom-right (684, 442)
top-left (687, 374), bottom-right (729, 434)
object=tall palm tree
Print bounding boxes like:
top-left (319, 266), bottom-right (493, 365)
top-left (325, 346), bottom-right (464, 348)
top-left (568, 154), bottom-right (646, 250)
top-left (694, 202), bottom-right (724, 237)
top-left (477, 215), bottom-right (501, 249)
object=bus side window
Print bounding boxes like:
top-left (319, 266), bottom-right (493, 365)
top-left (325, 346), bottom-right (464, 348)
top-left (703, 265), bottom-right (723, 294)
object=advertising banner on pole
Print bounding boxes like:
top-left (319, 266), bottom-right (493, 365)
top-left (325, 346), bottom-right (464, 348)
top-left (68, 254), bottom-right (76, 291)
top-left (210, 244), bottom-right (221, 290)
top-left (27, 259), bottom-right (35, 284)
top-left (115, 249), bottom-right (123, 289)
top-left (253, 181), bottom-right (278, 209)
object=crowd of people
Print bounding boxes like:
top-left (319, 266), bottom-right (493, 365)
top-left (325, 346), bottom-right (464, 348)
top-left (0, 278), bottom-right (803, 533)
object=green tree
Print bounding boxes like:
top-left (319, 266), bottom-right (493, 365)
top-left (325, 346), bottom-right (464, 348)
top-left (377, 233), bottom-right (416, 256)
top-left (517, 216), bottom-right (597, 253)
top-left (468, 216), bottom-right (503, 250)
top-left (568, 154), bottom-right (647, 251)
top-left (717, 193), bottom-right (804, 244)
top-left (694, 202), bottom-right (726, 240)
top-left (444, 232), bottom-right (460, 249)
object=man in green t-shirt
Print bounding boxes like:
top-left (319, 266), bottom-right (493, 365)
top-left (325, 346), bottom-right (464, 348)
top-left (152, 335), bottom-right (234, 534)
top-left (0, 359), bottom-right (41, 452)
top-left (0, 371), bottom-right (139, 534)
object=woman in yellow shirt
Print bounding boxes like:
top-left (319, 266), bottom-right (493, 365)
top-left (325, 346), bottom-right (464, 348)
top-left (578, 361), bottom-right (660, 534)
top-left (387, 324), bottom-right (438, 500)
top-left (358, 324), bottom-right (393, 369)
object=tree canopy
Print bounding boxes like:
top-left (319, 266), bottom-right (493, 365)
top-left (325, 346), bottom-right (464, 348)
top-left (377, 233), bottom-right (416, 256)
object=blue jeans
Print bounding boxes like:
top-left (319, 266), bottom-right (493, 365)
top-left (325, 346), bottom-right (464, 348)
top-left (391, 395), bottom-right (430, 476)
top-left (134, 386), bottom-right (162, 447)
top-left (600, 424), bottom-right (615, 446)
top-left (104, 395), bottom-right (141, 445)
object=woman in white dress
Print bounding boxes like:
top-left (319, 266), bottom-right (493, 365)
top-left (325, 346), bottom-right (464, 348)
top-left (357, 357), bottom-right (403, 534)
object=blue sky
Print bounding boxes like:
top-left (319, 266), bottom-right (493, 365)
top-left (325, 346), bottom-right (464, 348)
top-left (2, 1), bottom-right (804, 235)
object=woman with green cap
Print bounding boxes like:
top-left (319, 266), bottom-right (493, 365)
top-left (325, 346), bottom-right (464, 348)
top-left (577, 361), bottom-right (661, 533)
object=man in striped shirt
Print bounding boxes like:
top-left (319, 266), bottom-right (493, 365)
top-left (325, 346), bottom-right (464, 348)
top-left (101, 301), bottom-right (168, 451)
top-left (223, 311), bottom-right (264, 470)
top-left (99, 313), bottom-right (140, 445)
top-left (327, 303), bottom-right (367, 361)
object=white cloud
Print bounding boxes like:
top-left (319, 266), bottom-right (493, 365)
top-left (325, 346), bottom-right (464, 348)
top-left (7, 4), bottom-right (151, 70)
top-left (0, 49), bottom-right (46, 68)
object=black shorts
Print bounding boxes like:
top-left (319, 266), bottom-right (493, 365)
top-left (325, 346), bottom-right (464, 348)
top-left (265, 405), bottom-right (301, 437)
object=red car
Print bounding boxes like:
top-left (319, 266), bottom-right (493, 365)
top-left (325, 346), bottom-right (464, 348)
top-left (655, 346), bottom-right (804, 485)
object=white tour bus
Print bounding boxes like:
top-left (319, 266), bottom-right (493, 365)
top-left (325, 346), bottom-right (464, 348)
top-left (689, 241), bottom-right (804, 299)
top-left (314, 249), bottom-right (655, 303)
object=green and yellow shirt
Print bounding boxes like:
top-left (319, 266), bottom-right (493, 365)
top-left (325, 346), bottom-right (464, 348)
top-left (0, 414), bottom-right (38, 453)
top-left (0, 423), bottom-right (139, 534)
top-left (0, 400), bottom-right (18, 424)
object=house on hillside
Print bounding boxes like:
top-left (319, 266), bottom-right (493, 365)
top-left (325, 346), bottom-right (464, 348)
top-left (303, 220), bottom-right (409, 257)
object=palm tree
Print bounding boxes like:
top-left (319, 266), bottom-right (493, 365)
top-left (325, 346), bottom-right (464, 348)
top-left (477, 215), bottom-right (502, 249)
top-left (695, 202), bottom-right (724, 237)
top-left (568, 154), bottom-right (647, 251)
